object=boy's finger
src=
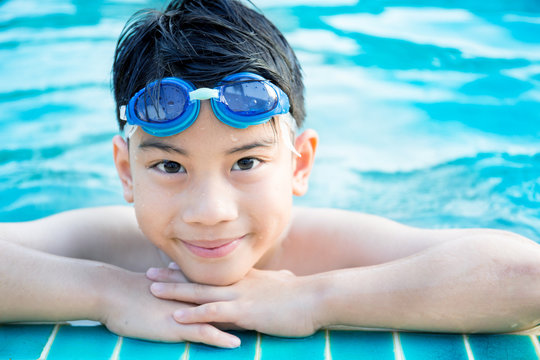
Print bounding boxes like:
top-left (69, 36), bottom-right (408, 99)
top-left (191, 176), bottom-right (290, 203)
top-left (146, 267), bottom-right (188, 283)
top-left (173, 302), bottom-right (237, 325)
top-left (150, 282), bottom-right (234, 303)
top-left (180, 323), bottom-right (241, 348)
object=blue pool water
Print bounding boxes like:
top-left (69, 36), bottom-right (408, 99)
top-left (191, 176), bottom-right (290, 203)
top-left (1, 0), bottom-right (539, 242)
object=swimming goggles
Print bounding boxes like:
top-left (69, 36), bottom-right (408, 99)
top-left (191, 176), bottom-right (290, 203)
top-left (119, 72), bottom-right (291, 137)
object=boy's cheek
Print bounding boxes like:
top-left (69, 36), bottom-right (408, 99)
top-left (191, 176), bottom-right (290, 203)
top-left (133, 203), bottom-right (171, 253)
top-left (132, 184), bottom-right (170, 236)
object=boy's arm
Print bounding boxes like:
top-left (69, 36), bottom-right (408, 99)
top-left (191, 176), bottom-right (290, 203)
top-left (0, 239), bottom-right (108, 323)
top-left (149, 231), bottom-right (540, 335)
top-left (0, 233), bottom-right (240, 347)
top-left (316, 233), bottom-right (540, 333)
top-left (2, 206), bottom-right (163, 271)
top-left (147, 207), bottom-right (540, 335)
top-left (0, 206), bottom-right (139, 321)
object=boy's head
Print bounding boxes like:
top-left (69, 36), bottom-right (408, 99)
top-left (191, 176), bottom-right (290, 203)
top-left (112, 0), bottom-right (305, 130)
top-left (111, 0), bottom-right (317, 286)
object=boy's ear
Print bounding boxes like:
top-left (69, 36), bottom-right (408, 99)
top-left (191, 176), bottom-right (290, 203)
top-left (292, 129), bottom-right (318, 196)
top-left (112, 135), bottom-right (134, 203)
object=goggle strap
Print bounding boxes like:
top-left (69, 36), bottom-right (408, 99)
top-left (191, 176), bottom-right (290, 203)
top-left (279, 114), bottom-right (301, 158)
top-left (119, 105), bottom-right (127, 121)
top-left (124, 124), bottom-right (138, 139)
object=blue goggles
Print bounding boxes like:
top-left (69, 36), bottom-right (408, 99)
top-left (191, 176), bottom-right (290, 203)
top-left (119, 72), bottom-right (290, 137)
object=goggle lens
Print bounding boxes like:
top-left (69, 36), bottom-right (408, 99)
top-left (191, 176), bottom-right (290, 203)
top-left (135, 84), bottom-right (187, 123)
top-left (221, 81), bottom-right (278, 116)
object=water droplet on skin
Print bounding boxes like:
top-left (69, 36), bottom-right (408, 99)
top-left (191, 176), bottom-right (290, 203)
top-left (230, 134), bottom-right (239, 142)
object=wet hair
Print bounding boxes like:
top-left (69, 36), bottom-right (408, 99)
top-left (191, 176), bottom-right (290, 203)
top-left (112, 0), bottom-right (305, 131)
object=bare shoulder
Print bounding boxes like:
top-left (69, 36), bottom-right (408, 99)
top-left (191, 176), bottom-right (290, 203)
top-left (282, 206), bottom-right (525, 274)
top-left (281, 207), bottom-right (414, 273)
top-left (1, 206), bottom-right (164, 271)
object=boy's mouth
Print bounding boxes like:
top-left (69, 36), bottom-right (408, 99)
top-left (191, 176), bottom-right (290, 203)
top-left (181, 236), bottom-right (244, 258)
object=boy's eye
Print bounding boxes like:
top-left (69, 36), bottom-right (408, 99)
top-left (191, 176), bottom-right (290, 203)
top-left (154, 160), bottom-right (185, 174)
top-left (232, 157), bottom-right (261, 171)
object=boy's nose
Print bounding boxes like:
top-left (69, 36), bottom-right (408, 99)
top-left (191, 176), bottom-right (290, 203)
top-left (181, 177), bottom-right (239, 226)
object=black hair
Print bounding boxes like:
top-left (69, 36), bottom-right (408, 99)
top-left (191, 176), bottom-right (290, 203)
top-left (112, 0), bottom-right (305, 131)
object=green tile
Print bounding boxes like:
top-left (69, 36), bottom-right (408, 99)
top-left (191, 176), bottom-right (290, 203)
top-left (468, 334), bottom-right (537, 360)
top-left (329, 331), bottom-right (394, 360)
top-left (119, 337), bottom-right (186, 360)
top-left (0, 324), bottom-right (55, 360)
top-left (260, 331), bottom-right (326, 360)
top-left (189, 331), bottom-right (257, 360)
top-left (400, 333), bottom-right (468, 360)
top-left (47, 324), bottom-right (118, 360)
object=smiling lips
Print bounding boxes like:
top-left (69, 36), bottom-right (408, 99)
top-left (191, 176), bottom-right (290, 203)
top-left (182, 236), bottom-right (244, 258)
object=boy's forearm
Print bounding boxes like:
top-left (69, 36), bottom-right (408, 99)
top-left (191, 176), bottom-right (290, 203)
top-left (0, 240), bottom-right (118, 323)
top-left (312, 235), bottom-right (540, 333)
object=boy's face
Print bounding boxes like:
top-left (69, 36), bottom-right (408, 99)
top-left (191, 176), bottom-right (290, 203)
top-left (113, 101), bottom-right (316, 285)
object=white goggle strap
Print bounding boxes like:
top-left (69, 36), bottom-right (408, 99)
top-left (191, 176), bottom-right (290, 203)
top-left (119, 105), bottom-right (127, 121)
top-left (119, 105), bottom-right (138, 139)
top-left (279, 113), bottom-right (301, 158)
top-left (123, 124), bottom-right (138, 139)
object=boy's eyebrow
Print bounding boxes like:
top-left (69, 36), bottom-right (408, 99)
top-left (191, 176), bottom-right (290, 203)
top-left (227, 138), bottom-right (276, 154)
top-left (138, 137), bottom-right (276, 156)
top-left (138, 141), bottom-right (188, 156)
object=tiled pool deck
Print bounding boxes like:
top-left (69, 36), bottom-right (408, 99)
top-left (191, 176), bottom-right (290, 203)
top-left (1, 324), bottom-right (540, 359)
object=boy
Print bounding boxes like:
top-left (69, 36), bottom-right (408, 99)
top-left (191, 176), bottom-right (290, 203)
top-left (1, 0), bottom-right (540, 349)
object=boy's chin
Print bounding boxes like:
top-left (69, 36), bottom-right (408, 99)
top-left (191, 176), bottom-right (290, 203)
top-left (184, 267), bottom-right (248, 286)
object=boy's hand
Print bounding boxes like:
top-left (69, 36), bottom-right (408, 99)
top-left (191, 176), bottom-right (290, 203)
top-left (99, 268), bottom-right (241, 348)
top-left (146, 267), bottom-right (324, 337)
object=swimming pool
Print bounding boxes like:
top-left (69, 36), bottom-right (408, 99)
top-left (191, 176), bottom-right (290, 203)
top-left (1, 0), bottom-right (539, 242)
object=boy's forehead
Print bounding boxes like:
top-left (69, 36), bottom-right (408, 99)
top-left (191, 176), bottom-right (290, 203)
top-left (132, 119), bottom-right (278, 154)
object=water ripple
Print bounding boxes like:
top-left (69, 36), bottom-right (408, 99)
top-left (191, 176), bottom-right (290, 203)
top-left (303, 152), bottom-right (540, 242)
